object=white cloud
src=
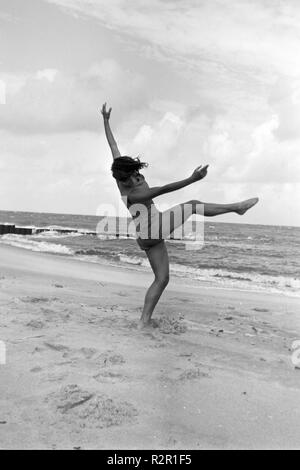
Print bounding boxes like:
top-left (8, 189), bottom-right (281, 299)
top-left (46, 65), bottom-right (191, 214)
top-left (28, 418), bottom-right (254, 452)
top-left (132, 124), bottom-right (153, 147)
top-left (46, 0), bottom-right (300, 79)
top-left (0, 79), bottom-right (6, 104)
top-left (0, 10), bottom-right (18, 23)
top-left (0, 60), bottom-right (145, 134)
top-left (269, 77), bottom-right (300, 140)
top-left (36, 69), bottom-right (58, 82)
top-left (0, 128), bottom-right (118, 214)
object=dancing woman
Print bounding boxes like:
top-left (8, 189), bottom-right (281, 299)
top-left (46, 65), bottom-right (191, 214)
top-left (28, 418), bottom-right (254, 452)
top-left (101, 103), bottom-right (258, 328)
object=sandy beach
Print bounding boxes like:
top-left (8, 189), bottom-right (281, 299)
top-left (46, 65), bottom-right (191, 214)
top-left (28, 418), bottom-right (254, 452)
top-left (0, 243), bottom-right (299, 450)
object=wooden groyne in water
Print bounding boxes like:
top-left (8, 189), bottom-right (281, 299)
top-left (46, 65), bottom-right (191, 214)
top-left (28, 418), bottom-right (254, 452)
top-left (0, 224), bottom-right (33, 235)
top-left (0, 224), bottom-right (182, 240)
top-left (0, 224), bottom-right (96, 236)
top-left (0, 224), bottom-right (134, 238)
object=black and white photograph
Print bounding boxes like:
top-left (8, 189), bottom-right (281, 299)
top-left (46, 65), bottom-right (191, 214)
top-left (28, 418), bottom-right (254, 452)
top-left (0, 0), bottom-right (299, 452)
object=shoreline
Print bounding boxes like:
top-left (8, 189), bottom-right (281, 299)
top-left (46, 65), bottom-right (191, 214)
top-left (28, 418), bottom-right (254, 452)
top-left (0, 243), bottom-right (300, 449)
top-left (1, 242), bottom-right (298, 300)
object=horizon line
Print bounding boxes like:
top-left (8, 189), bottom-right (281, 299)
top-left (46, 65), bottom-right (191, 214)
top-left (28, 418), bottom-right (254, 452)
top-left (0, 208), bottom-right (298, 229)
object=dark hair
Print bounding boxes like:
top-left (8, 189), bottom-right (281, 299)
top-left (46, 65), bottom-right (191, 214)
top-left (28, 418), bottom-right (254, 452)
top-left (111, 156), bottom-right (148, 182)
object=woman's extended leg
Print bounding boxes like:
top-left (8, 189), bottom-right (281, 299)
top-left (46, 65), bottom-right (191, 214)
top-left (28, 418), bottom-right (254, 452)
top-left (139, 241), bottom-right (169, 327)
top-left (161, 197), bottom-right (258, 237)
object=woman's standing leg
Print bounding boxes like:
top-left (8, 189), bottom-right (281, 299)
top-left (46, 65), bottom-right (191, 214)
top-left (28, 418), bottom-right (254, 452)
top-left (139, 241), bottom-right (169, 327)
top-left (138, 197), bottom-right (258, 327)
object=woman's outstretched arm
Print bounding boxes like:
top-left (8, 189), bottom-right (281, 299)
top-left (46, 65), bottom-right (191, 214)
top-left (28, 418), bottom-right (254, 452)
top-left (101, 103), bottom-right (121, 160)
top-left (128, 165), bottom-right (209, 203)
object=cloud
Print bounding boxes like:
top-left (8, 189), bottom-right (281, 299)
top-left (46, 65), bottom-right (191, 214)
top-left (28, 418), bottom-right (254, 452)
top-left (1, 0), bottom-right (299, 224)
top-left (0, 59), bottom-right (145, 134)
top-left (46, 0), bottom-right (300, 79)
top-left (0, 127), bottom-right (120, 214)
top-left (1, 99), bottom-right (299, 223)
top-left (36, 69), bottom-right (58, 82)
top-left (268, 77), bottom-right (300, 141)
top-left (119, 104), bottom-right (300, 190)
top-left (0, 10), bottom-right (18, 23)
top-left (0, 79), bottom-right (6, 104)
top-left (43, 1), bottom-right (300, 142)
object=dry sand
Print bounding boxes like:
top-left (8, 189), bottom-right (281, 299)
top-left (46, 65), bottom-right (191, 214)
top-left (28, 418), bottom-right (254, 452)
top-left (0, 244), bottom-right (300, 449)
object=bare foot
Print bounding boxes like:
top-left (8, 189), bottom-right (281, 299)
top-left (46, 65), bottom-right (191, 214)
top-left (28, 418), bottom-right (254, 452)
top-left (137, 318), bottom-right (150, 330)
top-left (137, 318), bottom-right (159, 330)
top-left (236, 197), bottom-right (259, 215)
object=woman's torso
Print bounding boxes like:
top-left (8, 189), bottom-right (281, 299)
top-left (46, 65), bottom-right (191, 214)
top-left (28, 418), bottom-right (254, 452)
top-left (116, 179), bottom-right (161, 238)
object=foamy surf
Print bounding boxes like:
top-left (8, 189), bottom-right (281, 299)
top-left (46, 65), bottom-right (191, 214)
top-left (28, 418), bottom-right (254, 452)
top-left (1, 211), bottom-right (299, 299)
top-left (32, 230), bottom-right (84, 239)
top-left (0, 234), bottom-right (74, 255)
top-left (112, 255), bottom-right (300, 297)
top-left (118, 255), bottom-right (143, 265)
top-left (1, 233), bottom-right (299, 297)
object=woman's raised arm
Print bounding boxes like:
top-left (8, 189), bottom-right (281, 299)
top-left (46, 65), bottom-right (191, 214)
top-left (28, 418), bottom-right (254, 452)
top-left (101, 103), bottom-right (121, 160)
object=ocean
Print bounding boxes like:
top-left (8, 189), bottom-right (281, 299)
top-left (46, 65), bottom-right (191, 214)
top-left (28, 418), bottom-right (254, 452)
top-left (0, 210), bottom-right (299, 297)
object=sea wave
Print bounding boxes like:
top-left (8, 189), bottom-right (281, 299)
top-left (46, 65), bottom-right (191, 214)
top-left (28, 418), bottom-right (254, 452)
top-left (0, 234), bottom-right (74, 255)
top-left (114, 253), bottom-right (300, 297)
top-left (118, 254), bottom-right (144, 265)
top-left (34, 224), bottom-right (91, 233)
top-left (32, 230), bottom-right (84, 239)
top-left (1, 231), bottom-right (299, 297)
top-left (173, 265), bottom-right (300, 296)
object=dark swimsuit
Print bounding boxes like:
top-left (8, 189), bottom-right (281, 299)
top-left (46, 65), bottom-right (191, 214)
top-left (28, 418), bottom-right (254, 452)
top-left (128, 199), bottom-right (164, 252)
top-left (117, 180), bottom-right (164, 252)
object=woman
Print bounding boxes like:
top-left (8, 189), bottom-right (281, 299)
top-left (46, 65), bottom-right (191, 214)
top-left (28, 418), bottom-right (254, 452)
top-left (101, 103), bottom-right (258, 328)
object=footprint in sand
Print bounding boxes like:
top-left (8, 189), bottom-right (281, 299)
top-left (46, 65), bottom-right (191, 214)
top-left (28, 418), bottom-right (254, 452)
top-left (62, 347), bottom-right (100, 361)
top-left (178, 368), bottom-right (211, 381)
top-left (26, 320), bottom-right (45, 329)
top-left (21, 296), bottom-right (54, 303)
top-left (89, 313), bottom-right (136, 331)
top-left (91, 351), bottom-right (126, 382)
top-left (32, 343), bottom-right (74, 363)
top-left (163, 366), bottom-right (211, 383)
top-left (41, 307), bottom-right (70, 324)
top-left (46, 372), bottom-right (67, 382)
top-left (94, 351), bottom-right (126, 367)
top-left (253, 307), bottom-right (269, 313)
top-left (115, 292), bottom-right (128, 297)
top-left (46, 384), bottom-right (138, 429)
top-left (30, 366), bottom-right (43, 373)
top-left (57, 347), bottom-right (126, 367)
top-left (54, 347), bottom-right (98, 361)
top-left (155, 316), bottom-right (187, 335)
top-left (44, 342), bottom-right (70, 353)
top-left (93, 371), bottom-right (127, 383)
top-left (78, 347), bottom-right (98, 359)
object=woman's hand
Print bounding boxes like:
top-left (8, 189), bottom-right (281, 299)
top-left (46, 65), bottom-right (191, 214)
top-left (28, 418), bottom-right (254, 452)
top-left (190, 164), bottom-right (209, 182)
top-left (101, 102), bottom-right (112, 120)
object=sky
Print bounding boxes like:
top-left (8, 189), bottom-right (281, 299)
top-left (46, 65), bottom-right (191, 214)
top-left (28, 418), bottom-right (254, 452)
top-left (0, 0), bottom-right (300, 226)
